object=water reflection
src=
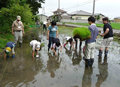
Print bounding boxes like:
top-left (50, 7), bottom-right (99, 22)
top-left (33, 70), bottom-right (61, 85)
top-left (64, 46), bottom-right (72, 57)
top-left (96, 56), bottom-right (108, 87)
top-left (82, 67), bottom-right (93, 87)
top-left (72, 50), bottom-right (82, 66)
top-left (47, 54), bottom-right (62, 78)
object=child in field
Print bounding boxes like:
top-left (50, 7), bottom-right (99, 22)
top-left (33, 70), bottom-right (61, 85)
top-left (52, 38), bottom-right (62, 55)
top-left (4, 42), bottom-right (15, 59)
top-left (63, 37), bottom-right (74, 49)
top-left (30, 40), bottom-right (41, 58)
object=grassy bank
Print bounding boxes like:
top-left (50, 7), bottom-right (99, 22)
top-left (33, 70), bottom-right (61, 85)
top-left (62, 22), bottom-right (120, 30)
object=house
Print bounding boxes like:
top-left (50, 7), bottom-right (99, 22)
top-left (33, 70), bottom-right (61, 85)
top-left (49, 9), bottom-right (69, 22)
top-left (95, 13), bottom-right (105, 21)
top-left (114, 17), bottom-right (120, 22)
top-left (37, 14), bottom-right (48, 22)
top-left (70, 10), bottom-right (92, 20)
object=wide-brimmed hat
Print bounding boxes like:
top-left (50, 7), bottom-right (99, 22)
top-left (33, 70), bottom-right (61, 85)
top-left (35, 45), bottom-right (40, 51)
top-left (17, 16), bottom-right (21, 20)
top-left (5, 47), bottom-right (11, 54)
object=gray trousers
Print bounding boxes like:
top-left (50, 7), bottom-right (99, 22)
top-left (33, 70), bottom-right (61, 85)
top-left (14, 31), bottom-right (23, 44)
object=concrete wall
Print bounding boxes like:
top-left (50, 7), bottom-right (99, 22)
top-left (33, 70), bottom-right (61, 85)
top-left (60, 19), bottom-right (102, 23)
top-left (72, 15), bottom-right (90, 20)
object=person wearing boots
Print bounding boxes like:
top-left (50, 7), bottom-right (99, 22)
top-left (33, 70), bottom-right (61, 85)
top-left (84, 16), bottom-right (99, 67)
top-left (12, 16), bottom-right (24, 47)
top-left (98, 17), bottom-right (113, 57)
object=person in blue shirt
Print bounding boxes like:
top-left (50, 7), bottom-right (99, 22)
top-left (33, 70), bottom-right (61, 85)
top-left (84, 16), bottom-right (99, 67)
top-left (4, 42), bottom-right (16, 59)
top-left (47, 21), bottom-right (58, 52)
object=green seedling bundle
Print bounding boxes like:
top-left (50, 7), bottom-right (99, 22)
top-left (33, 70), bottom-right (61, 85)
top-left (73, 27), bottom-right (91, 40)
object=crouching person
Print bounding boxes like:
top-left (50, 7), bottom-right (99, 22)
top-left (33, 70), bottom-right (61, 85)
top-left (63, 37), bottom-right (74, 49)
top-left (4, 42), bottom-right (15, 59)
top-left (30, 40), bottom-right (41, 58)
top-left (84, 16), bottom-right (99, 67)
top-left (52, 38), bottom-right (62, 56)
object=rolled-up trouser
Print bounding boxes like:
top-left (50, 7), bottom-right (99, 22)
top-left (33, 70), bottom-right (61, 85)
top-left (12, 47), bottom-right (15, 54)
top-left (14, 31), bottom-right (23, 44)
top-left (84, 42), bottom-right (95, 59)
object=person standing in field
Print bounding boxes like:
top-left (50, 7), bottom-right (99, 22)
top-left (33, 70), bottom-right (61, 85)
top-left (84, 16), bottom-right (99, 67)
top-left (43, 20), bottom-right (47, 30)
top-left (47, 21), bottom-right (58, 52)
top-left (12, 16), bottom-right (24, 47)
top-left (98, 17), bottom-right (113, 57)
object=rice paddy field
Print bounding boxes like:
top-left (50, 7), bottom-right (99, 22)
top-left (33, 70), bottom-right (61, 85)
top-left (0, 26), bottom-right (120, 87)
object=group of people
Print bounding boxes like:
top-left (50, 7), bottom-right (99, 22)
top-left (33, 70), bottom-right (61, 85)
top-left (3, 16), bottom-right (113, 68)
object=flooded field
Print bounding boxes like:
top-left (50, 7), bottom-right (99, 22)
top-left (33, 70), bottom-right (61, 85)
top-left (0, 26), bottom-right (120, 87)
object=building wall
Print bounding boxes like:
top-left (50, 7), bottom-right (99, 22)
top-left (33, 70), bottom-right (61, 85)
top-left (114, 18), bottom-right (120, 22)
top-left (60, 19), bottom-right (102, 23)
top-left (38, 15), bottom-right (47, 22)
top-left (72, 15), bottom-right (90, 20)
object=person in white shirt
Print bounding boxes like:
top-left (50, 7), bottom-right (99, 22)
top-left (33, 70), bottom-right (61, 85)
top-left (63, 37), bottom-right (74, 49)
top-left (43, 21), bottom-right (47, 30)
top-left (52, 38), bottom-right (62, 55)
top-left (30, 40), bottom-right (41, 58)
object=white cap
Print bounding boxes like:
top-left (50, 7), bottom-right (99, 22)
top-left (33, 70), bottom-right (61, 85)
top-left (35, 45), bottom-right (40, 51)
top-left (17, 16), bottom-right (21, 20)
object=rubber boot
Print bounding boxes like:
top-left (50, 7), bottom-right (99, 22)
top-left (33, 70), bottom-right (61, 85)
top-left (85, 59), bottom-right (90, 67)
top-left (7, 55), bottom-right (10, 58)
top-left (19, 43), bottom-right (22, 47)
top-left (98, 50), bottom-right (102, 57)
top-left (12, 54), bottom-right (15, 58)
top-left (90, 58), bottom-right (94, 67)
top-left (105, 50), bottom-right (108, 57)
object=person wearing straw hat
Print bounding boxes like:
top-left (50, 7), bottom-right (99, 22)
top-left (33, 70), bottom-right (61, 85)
top-left (30, 40), bottom-right (41, 58)
top-left (4, 42), bottom-right (16, 59)
top-left (12, 16), bottom-right (24, 47)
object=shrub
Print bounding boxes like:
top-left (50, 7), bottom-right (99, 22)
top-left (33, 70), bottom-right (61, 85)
top-left (0, 4), bottom-right (33, 34)
top-left (73, 27), bottom-right (91, 40)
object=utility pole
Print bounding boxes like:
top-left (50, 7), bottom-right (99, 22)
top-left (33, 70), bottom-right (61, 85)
top-left (92, 0), bottom-right (95, 17)
top-left (58, 0), bottom-right (60, 9)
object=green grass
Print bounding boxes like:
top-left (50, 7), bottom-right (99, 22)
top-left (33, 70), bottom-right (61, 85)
top-left (0, 34), bottom-right (14, 52)
top-left (73, 27), bottom-right (91, 40)
top-left (58, 26), bottom-right (73, 36)
top-left (63, 22), bottom-right (120, 30)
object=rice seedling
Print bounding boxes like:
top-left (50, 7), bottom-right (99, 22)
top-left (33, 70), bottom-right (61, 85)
top-left (73, 27), bottom-right (91, 40)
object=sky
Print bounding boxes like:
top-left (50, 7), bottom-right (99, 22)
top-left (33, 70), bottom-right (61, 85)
top-left (39, 0), bottom-right (120, 19)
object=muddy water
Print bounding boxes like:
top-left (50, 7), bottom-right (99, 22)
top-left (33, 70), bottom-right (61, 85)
top-left (0, 28), bottom-right (120, 87)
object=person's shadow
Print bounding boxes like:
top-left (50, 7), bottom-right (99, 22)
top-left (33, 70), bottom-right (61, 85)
top-left (95, 56), bottom-right (108, 87)
top-left (72, 50), bottom-right (82, 66)
top-left (47, 54), bottom-right (62, 78)
top-left (82, 67), bottom-right (93, 87)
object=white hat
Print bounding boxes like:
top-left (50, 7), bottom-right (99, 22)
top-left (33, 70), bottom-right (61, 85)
top-left (35, 45), bottom-right (40, 51)
top-left (17, 16), bottom-right (21, 20)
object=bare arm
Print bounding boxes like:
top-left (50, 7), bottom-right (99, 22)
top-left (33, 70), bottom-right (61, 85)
top-left (47, 30), bottom-right (50, 40)
top-left (60, 45), bottom-right (62, 52)
top-left (4, 52), bottom-right (6, 59)
top-left (53, 48), bottom-right (57, 55)
top-left (101, 28), bottom-right (109, 37)
top-left (32, 51), bottom-right (35, 58)
top-left (12, 27), bottom-right (14, 35)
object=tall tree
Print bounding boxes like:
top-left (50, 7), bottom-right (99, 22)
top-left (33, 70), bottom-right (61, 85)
top-left (26, 0), bottom-right (45, 15)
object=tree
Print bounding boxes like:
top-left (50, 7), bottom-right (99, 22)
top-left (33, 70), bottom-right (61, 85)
top-left (26, 0), bottom-right (45, 15)
top-left (97, 15), bottom-right (100, 20)
top-left (0, 0), bottom-right (45, 15)
top-left (0, 4), bottom-right (33, 33)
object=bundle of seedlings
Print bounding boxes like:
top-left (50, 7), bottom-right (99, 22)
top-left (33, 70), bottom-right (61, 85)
top-left (73, 27), bottom-right (91, 41)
